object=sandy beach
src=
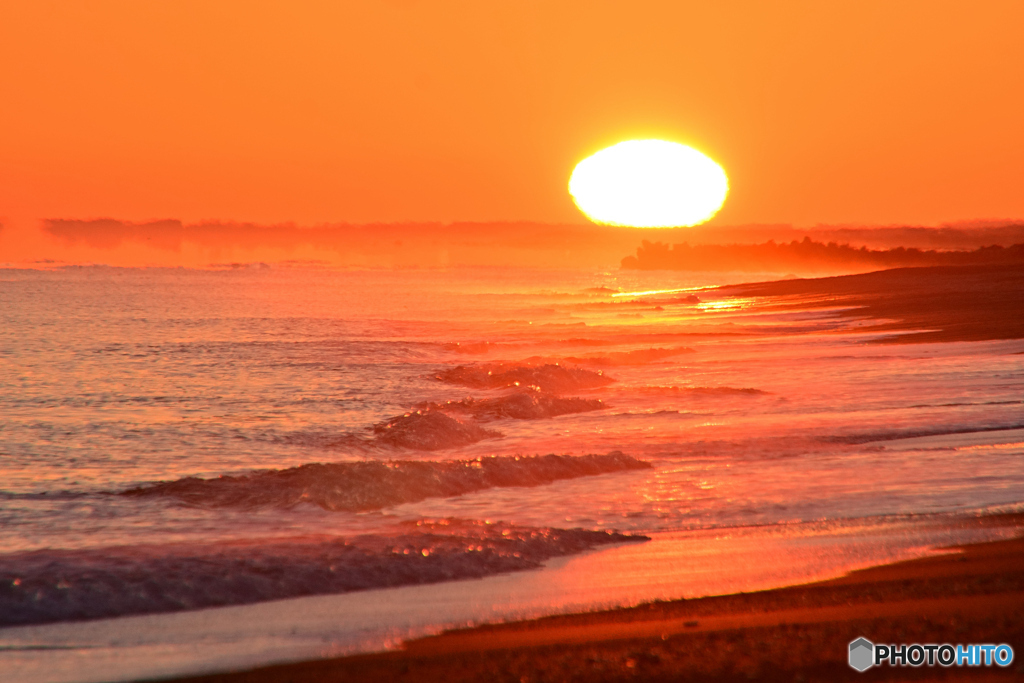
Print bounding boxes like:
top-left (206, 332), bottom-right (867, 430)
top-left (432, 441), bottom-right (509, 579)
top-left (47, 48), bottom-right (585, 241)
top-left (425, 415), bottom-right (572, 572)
top-left (166, 514), bottom-right (1024, 683)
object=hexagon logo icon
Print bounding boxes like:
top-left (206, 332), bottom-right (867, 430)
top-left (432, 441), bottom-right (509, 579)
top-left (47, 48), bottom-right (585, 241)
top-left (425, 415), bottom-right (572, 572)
top-left (849, 637), bottom-right (874, 672)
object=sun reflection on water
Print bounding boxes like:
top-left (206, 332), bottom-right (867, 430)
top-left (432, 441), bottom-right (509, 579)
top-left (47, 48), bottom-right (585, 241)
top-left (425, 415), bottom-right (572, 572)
top-left (696, 297), bottom-right (756, 312)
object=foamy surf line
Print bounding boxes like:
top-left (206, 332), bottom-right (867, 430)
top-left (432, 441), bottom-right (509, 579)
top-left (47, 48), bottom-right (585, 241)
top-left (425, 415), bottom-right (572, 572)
top-left (0, 522), bottom-right (645, 628)
top-left (1, 515), bottom-right (1018, 683)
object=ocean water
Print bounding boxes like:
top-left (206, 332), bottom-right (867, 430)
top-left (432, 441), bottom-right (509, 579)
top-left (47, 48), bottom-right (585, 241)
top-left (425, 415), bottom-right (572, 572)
top-left (1, 264), bottom-right (1023, 630)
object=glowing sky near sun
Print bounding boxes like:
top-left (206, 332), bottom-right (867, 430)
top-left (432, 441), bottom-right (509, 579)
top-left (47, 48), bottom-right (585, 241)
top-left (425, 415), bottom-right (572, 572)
top-left (0, 1), bottom-right (1022, 233)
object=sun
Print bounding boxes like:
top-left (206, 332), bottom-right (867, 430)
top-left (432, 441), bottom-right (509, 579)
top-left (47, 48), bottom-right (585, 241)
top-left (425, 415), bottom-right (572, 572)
top-left (568, 140), bottom-right (729, 228)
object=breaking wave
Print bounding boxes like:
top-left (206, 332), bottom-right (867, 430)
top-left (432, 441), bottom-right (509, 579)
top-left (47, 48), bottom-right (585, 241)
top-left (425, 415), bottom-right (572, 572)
top-left (373, 411), bottom-right (500, 450)
top-left (415, 393), bottom-right (605, 421)
top-left (122, 452), bottom-right (651, 511)
top-left (435, 363), bottom-right (613, 393)
top-left (273, 411), bottom-right (499, 453)
top-left (0, 520), bottom-right (647, 627)
top-left (267, 393), bottom-right (606, 454)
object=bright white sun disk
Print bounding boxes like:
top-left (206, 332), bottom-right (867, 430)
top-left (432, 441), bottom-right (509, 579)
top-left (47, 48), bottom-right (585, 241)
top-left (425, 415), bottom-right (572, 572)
top-left (569, 140), bottom-right (729, 227)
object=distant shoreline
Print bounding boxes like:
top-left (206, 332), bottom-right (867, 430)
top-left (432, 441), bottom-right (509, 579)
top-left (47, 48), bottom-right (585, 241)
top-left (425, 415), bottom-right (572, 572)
top-left (7, 219), bottom-right (1024, 271)
top-left (622, 239), bottom-right (1024, 273)
top-left (720, 263), bottom-right (1024, 344)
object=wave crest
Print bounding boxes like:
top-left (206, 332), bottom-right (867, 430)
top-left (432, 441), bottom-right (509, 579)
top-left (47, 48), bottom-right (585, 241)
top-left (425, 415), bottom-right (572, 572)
top-left (122, 452), bottom-right (651, 511)
top-left (416, 393), bottom-right (604, 421)
top-left (373, 411), bottom-right (500, 450)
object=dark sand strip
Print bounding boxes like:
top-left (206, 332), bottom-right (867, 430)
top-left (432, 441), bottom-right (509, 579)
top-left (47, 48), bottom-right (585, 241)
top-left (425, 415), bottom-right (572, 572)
top-left (721, 263), bottom-right (1024, 344)
top-left (170, 520), bottom-right (1024, 683)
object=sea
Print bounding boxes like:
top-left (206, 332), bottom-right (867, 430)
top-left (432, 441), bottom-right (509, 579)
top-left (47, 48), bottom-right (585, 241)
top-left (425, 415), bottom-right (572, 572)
top-left (1, 264), bottom-right (1023, 681)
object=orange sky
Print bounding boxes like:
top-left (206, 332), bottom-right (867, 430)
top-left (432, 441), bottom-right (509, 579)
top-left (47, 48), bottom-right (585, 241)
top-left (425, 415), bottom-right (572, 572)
top-left (1, 1), bottom-right (1023, 236)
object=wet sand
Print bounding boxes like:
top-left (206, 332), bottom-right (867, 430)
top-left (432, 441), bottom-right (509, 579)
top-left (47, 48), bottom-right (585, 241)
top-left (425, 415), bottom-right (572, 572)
top-left (170, 517), bottom-right (1024, 683)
